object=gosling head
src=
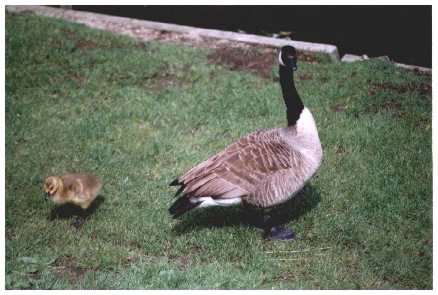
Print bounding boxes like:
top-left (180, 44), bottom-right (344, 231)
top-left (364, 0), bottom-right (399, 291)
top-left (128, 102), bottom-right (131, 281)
top-left (43, 176), bottom-right (62, 200)
top-left (279, 45), bottom-right (298, 71)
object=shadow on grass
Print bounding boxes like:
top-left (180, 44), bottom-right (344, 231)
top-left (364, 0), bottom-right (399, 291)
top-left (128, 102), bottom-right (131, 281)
top-left (172, 185), bottom-right (321, 235)
top-left (48, 195), bottom-right (105, 221)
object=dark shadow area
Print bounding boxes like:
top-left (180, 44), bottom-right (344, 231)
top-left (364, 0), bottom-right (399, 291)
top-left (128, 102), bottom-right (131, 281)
top-left (72, 5), bottom-right (432, 67)
top-left (48, 195), bottom-right (105, 221)
top-left (171, 185), bottom-right (321, 235)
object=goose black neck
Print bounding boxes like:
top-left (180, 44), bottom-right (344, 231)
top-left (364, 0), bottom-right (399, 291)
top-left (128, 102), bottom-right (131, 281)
top-left (279, 66), bottom-right (304, 126)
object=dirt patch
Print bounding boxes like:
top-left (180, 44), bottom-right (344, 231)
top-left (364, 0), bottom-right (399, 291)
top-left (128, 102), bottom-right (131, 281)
top-left (122, 241), bottom-right (165, 267)
top-left (171, 255), bottom-right (193, 268)
top-left (166, 244), bottom-right (204, 268)
top-left (51, 256), bottom-right (90, 283)
top-left (142, 63), bottom-right (194, 91)
top-left (60, 27), bottom-right (149, 51)
top-left (76, 39), bottom-right (100, 49)
top-left (277, 271), bottom-right (294, 282)
top-left (207, 44), bottom-right (321, 79)
top-left (144, 71), bottom-right (177, 90)
top-left (143, 71), bottom-right (186, 91)
top-left (124, 255), bottom-right (140, 265)
top-left (344, 253), bottom-right (360, 274)
top-left (380, 100), bottom-right (402, 111)
top-left (330, 103), bottom-right (347, 112)
top-left (336, 145), bottom-right (346, 155)
top-left (70, 73), bottom-right (88, 86)
top-left (368, 99), bottom-right (403, 115)
top-left (75, 38), bottom-right (147, 50)
top-left (153, 30), bottom-right (189, 43)
top-left (9, 10), bottom-right (35, 16)
top-left (368, 81), bottom-right (431, 95)
top-left (299, 52), bottom-right (321, 63)
top-left (297, 73), bottom-right (313, 80)
top-left (207, 45), bottom-right (277, 79)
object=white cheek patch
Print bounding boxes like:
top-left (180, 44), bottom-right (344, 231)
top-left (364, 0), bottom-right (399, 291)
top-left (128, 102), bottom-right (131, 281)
top-left (278, 51), bottom-right (285, 66)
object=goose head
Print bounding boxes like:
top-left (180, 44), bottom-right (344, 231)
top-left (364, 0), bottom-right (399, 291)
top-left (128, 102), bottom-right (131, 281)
top-left (279, 45), bottom-right (298, 71)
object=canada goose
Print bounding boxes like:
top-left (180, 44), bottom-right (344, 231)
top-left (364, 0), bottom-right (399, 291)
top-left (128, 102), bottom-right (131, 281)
top-left (44, 173), bottom-right (103, 210)
top-left (169, 45), bottom-right (323, 240)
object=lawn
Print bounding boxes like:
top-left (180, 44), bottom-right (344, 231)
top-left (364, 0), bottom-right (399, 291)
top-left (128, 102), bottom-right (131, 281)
top-left (5, 12), bottom-right (432, 289)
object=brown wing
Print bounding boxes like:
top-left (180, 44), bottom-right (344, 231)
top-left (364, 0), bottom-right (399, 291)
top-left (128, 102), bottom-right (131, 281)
top-left (176, 130), bottom-right (300, 201)
top-left (244, 165), bottom-right (308, 207)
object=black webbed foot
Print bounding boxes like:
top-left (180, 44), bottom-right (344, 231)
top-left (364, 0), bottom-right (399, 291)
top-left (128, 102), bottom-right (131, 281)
top-left (263, 226), bottom-right (296, 241)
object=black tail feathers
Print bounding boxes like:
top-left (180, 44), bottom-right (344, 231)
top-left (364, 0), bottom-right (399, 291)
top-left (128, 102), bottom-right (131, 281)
top-left (169, 178), bottom-right (180, 186)
top-left (173, 185), bottom-right (185, 198)
top-left (169, 178), bottom-right (185, 197)
top-left (169, 196), bottom-right (200, 219)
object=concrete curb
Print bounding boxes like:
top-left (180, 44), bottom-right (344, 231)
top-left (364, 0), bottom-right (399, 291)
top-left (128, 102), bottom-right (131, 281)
top-left (6, 5), bottom-right (340, 62)
top-left (341, 54), bottom-right (431, 73)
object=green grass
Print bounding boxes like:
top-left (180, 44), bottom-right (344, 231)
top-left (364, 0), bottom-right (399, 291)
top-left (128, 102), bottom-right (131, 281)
top-left (5, 13), bottom-right (432, 289)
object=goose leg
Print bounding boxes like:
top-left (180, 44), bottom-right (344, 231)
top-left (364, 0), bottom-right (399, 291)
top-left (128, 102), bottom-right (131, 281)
top-left (262, 209), bottom-right (296, 241)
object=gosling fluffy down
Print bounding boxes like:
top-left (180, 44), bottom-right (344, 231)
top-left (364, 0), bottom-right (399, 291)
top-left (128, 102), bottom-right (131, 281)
top-left (44, 173), bottom-right (102, 209)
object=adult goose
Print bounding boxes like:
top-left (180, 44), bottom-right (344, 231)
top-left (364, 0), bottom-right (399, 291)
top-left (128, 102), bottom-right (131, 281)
top-left (169, 45), bottom-right (323, 240)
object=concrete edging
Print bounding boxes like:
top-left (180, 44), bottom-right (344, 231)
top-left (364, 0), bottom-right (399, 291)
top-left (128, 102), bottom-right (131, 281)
top-left (342, 54), bottom-right (431, 73)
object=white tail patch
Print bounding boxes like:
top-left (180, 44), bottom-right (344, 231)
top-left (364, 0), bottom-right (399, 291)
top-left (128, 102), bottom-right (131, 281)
top-left (193, 196), bottom-right (242, 209)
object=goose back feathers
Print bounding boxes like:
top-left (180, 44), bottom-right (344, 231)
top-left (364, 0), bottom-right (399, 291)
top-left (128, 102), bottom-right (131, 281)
top-left (169, 45), bottom-right (323, 219)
